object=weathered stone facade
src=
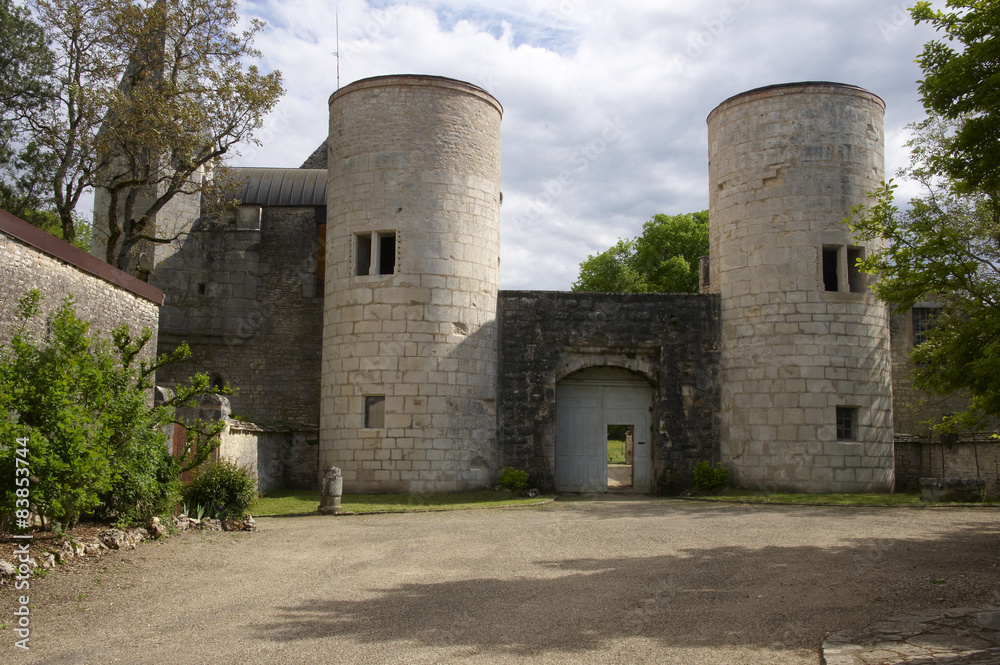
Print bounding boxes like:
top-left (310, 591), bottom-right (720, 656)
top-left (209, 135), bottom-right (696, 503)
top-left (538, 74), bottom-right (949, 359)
top-left (707, 83), bottom-right (894, 492)
top-left (895, 435), bottom-right (1000, 496)
top-left (153, 197), bottom-right (325, 426)
top-left (102, 75), bottom-right (981, 496)
top-left (497, 291), bottom-right (720, 491)
top-left (0, 209), bottom-right (162, 362)
top-left (320, 75), bottom-right (502, 492)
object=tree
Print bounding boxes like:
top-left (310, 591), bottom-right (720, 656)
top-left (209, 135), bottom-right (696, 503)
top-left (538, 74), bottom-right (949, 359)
top-left (0, 291), bottom-right (233, 528)
top-left (0, 0), bottom-right (55, 220)
top-left (572, 211), bottom-right (709, 293)
top-left (844, 2), bottom-right (1000, 432)
top-left (847, 117), bottom-right (1000, 431)
top-left (26, 0), bottom-right (282, 273)
top-left (912, 1), bottom-right (1000, 200)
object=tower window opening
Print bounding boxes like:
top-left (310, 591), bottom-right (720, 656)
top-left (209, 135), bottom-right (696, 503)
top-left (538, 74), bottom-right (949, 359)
top-left (355, 233), bottom-right (372, 276)
top-left (836, 406), bottom-right (858, 441)
top-left (847, 247), bottom-right (864, 292)
top-left (822, 247), bottom-right (839, 291)
top-left (377, 232), bottom-right (396, 275)
top-left (364, 395), bottom-right (385, 429)
top-left (355, 231), bottom-right (396, 276)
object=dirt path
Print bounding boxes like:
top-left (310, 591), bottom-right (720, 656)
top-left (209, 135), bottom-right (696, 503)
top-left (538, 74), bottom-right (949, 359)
top-left (2, 499), bottom-right (998, 664)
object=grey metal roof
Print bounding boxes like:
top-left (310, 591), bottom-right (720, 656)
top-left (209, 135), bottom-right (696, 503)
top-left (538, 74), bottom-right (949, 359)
top-left (228, 168), bottom-right (327, 206)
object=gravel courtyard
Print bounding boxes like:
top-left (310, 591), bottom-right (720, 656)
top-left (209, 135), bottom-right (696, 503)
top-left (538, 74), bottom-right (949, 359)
top-left (3, 498), bottom-right (999, 664)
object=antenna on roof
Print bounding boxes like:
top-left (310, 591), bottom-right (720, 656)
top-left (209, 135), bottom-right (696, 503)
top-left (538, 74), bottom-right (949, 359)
top-left (333, 7), bottom-right (341, 90)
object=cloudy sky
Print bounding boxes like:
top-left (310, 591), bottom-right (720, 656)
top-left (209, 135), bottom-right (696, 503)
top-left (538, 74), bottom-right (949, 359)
top-left (231, 0), bottom-right (940, 291)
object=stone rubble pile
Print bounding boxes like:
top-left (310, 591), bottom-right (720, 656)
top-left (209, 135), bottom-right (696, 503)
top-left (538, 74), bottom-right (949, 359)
top-left (0, 513), bottom-right (256, 585)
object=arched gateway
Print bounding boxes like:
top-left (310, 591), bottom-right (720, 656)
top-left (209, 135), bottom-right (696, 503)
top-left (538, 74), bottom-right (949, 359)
top-left (555, 367), bottom-right (654, 493)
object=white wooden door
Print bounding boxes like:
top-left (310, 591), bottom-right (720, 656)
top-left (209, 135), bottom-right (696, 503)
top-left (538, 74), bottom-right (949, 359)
top-left (555, 383), bottom-right (607, 492)
top-left (556, 377), bottom-right (653, 493)
top-left (606, 386), bottom-right (653, 492)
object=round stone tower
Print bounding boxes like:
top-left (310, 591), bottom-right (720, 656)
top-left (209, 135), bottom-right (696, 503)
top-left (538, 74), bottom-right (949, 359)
top-left (707, 82), bottom-right (894, 492)
top-left (321, 75), bottom-right (502, 493)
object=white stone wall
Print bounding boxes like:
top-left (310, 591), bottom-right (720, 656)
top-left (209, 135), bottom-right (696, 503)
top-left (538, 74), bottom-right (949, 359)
top-left (707, 83), bottom-right (894, 492)
top-left (0, 230), bottom-right (160, 366)
top-left (321, 75), bottom-right (502, 493)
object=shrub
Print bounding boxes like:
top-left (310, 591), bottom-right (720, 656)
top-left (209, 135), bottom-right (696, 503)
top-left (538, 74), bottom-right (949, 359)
top-left (0, 291), bottom-right (233, 529)
top-left (182, 459), bottom-right (257, 520)
top-left (693, 461), bottom-right (729, 493)
top-left (497, 467), bottom-right (529, 493)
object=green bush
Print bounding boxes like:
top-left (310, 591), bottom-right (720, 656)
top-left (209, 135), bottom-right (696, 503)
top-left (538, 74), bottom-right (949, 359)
top-left (497, 467), bottom-right (529, 493)
top-left (693, 461), bottom-right (729, 493)
top-left (0, 291), bottom-right (232, 529)
top-left (182, 459), bottom-right (257, 521)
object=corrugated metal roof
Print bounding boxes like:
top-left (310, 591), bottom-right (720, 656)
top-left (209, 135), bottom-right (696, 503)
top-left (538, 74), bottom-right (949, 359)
top-left (228, 168), bottom-right (327, 206)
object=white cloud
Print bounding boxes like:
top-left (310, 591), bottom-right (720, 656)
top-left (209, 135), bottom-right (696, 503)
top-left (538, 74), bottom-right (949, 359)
top-left (224, 0), bottom-right (940, 290)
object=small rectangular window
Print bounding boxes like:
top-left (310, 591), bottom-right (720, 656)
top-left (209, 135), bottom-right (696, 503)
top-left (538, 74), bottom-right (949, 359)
top-left (847, 247), bottom-right (864, 293)
top-left (355, 233), bottom-right (372, 276)
top-left (364, 395), bottom-right (385, 429)
top-left (822, 247), bottom-right (839, 292)
top-left (377, 232), bottom-right (396, 275)
top-left (836, 406), bottom-right (857, 441)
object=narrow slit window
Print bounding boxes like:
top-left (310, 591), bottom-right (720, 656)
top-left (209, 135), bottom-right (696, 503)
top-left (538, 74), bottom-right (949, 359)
top-left (355, 233), bottom-right (372, 276)
top-left (377, 232), bottom-right (396, 275)
top-left (822, 247), bottom-right (839, 292)
top-left (847, 247), bottom-right (864, 293)
top-left (836, 406), bottom-right (857, 441)
top-left (364, 395), bottom-right (385, 429)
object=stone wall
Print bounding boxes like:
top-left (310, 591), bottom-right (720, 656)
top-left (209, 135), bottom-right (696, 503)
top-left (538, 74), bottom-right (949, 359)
top-left (0, 209), bottom-right (162, 363)
top-left (497, 291), bottom-right (720, 492)
top-left (895, 435), bottom-right (1000, 497)
top-left (889, 308), bottom-right (979, 436)
top-left (218, 424), bottom-right (320, 495)
top-left (153, 205), bottom-right (324, 426)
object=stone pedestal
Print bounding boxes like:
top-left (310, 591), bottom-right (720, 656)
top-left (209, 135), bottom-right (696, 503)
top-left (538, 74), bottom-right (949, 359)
top-left (318, 466), bottom-right (344, 514)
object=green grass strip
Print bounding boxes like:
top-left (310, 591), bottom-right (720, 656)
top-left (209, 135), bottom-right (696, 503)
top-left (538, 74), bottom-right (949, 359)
top-left (688, 489), bottom-right (999, 506)
top-left (252, 489), bottom-right (553, 516)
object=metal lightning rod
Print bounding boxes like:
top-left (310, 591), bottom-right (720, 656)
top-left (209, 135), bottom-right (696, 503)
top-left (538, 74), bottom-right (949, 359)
top-left (334, 8), bottom-right (341, 90)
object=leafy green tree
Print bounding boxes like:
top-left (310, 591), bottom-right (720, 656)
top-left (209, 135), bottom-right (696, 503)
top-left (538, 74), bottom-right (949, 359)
top-left (24, 0), bottom-right (282, 271)
top-left (573, 211), bottom-right (709, 293)
top-left (0, 291), bottom-right (232, 528)
top-left (844, 1), bottom-right (1000, 432)
top-left (0, 0), bottom-right (56, 221)
top-left (846, 116), bottom-right (1000, 431)
top-left (912, 0), bottom-right (1000, 199)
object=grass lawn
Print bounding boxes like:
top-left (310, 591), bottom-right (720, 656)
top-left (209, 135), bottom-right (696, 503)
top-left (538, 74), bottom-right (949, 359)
top-left (690, 488), bottom-right (999, 506)
top-left (252, 489), bottom-right (553, 516)
top-left (607, 439), bottom-right (626, 464)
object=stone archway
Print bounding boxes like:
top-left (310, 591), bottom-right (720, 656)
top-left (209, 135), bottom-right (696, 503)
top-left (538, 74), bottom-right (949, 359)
top-left (555, 367), bottom-right (654, 493)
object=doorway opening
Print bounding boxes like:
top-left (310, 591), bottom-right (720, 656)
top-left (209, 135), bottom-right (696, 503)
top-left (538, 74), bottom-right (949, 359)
top-left (555, 367), bottom-right (653, 493)
top-left (607, 424), bottom-right (633, 490)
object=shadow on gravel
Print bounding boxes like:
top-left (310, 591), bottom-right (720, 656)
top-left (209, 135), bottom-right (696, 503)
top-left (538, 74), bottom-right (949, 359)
top-left (258, 518), bottom-right (1000, 657)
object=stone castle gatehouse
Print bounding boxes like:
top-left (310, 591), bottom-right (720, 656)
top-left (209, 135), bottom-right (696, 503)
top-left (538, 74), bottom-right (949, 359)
top-left (130, 75), bottom-right (908, 495)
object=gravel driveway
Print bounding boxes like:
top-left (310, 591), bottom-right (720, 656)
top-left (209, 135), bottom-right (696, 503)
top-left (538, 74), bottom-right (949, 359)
top-left (3, 498), bottom-right (999, 664)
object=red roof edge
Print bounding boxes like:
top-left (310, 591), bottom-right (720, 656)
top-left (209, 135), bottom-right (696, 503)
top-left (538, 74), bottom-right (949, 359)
top-left (0, 209), bottom-right (164, 306)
